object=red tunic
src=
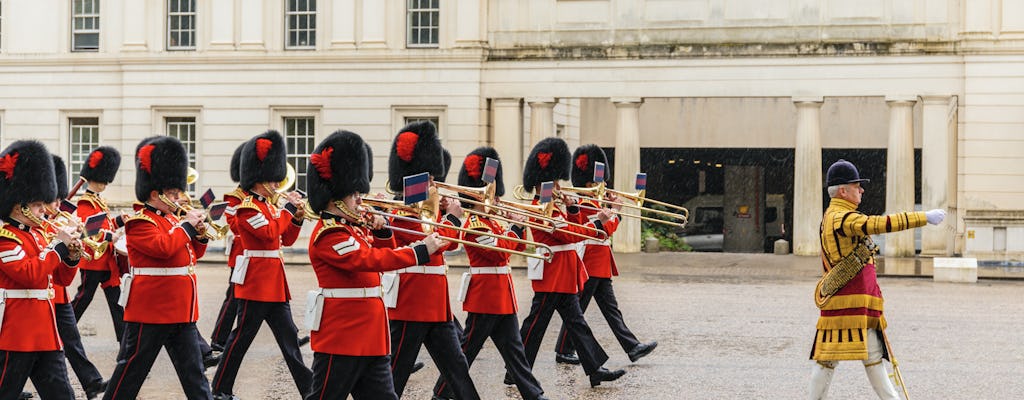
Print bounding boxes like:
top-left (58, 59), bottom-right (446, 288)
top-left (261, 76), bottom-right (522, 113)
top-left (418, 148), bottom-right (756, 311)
top-left (0, 223), bottom-right (77, 351)
top-left (123, 207), bottom-right (207, 324)
top-left (223, 188), bottom-right (246, 268)
top-left (232, 195), bottom-right (302, 302)
top-left (387, 211), bottom-right (459, 322)
top-left (577, 199), bottom-right (619, 278)
top-left (529, 200), bottom-right (600, 294)
top-left (461, 215), bottom-right (524, 315)
top-left (308, 216), bottom-right (423, 356)
top-left (75, 194), bottom-right (120, 288)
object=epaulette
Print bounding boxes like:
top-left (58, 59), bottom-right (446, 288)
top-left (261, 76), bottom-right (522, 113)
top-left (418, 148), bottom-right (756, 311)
top-left (236, 196), bottom-right (262, 212)
top-left (78, 193), bottom-right (105, 210)
top-left (124, 210), bottom-right (157, 226)
top-left (0, 226), bottom-right (22, 245)
top-left (465, 215), bottom-right (489, 231)
top-left (312, 218), bottom-right (353, 244)
top-left (224, 187), bottom-right (247, 201)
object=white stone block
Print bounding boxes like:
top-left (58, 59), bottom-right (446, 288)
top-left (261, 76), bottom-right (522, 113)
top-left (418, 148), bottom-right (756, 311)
top-left (933, 257), bottom-right (978, 283)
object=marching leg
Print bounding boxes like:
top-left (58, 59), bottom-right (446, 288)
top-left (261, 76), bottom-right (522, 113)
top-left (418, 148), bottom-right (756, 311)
top-left (808, 361), bottom-right (837, 400)
top-left (422, 321), bottom-right (479, 400)
top-left (212, 299), bottom-right (268, 396)
top-left (101, 281), bottom-right (125, 342)
top-left (54, 303), bottom-right (105, 398)
top-left (72, 269), bottom-right (102, 321)
top-left (553, 278), bottom-right (597, 364)
top-left (265, 301), bottom-right (313, 395)
top-left (104, 323), bottom-right (170, 400)
top-left (519, 293), bottom-right (557, 369)
top-left (162, 324), bottom-right (213, 400)
top-left (864, 329), bottom-right (900, 400)
top-left (0, 351), bottom-right (34, 400)
top-left (28, 351), bottom-right (75, 400)
top-left (349, 356), bottom-right (399, 400)
top-left (388, 320), bottom-right (428, 397)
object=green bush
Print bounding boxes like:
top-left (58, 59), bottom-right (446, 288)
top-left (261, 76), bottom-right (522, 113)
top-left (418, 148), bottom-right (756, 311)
top-left (640, 204), bottom-right (692, 252)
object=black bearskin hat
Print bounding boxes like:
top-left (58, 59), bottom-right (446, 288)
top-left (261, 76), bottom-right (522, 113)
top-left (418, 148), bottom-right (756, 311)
top-left (437, 149), bottom-right (451, 183)
top-left (229, 142), bottom-right (246, 183)
top-left (522, 137), bottom-right (571, 192)
top-left (458, 147), bottom-right (505, 197)
top-left (0, 140), bottom-right (57, 215)
top-left (364, 143), bottom-right (374, 183)
top-left (388, 120), bottom-right (444, 193)
top-left (240, 130), bottom-right (288, 190)
top-left (52, 155), bottom-right (69, 200)
top-left (79, 146), bottom-right (121, 184)
top-left (307, 130), bottom-right (371, 213)
top-left (571, 144), bottom-right (610, 187)
top-left (134, 136), bottom-right (188, 202)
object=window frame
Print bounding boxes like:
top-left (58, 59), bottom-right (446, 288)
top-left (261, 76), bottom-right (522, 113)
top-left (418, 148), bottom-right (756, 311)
top-left (153, 107), bottom-right (202, 193)
top-left (284, 0), bottom-right (317, 50)
top-left (392, 106), bottom-right (447, 146)
top-left (270, 107), bottom-right (321, 194)
top-left (164, 116), bottom-right (198, 195)
top-left (166, 0), bottom-right (197, 51)
top-left (71, 0), bottom-right (101, 52)
top-left (406, 0), bottom-right (440, 48)
top-left (67, 116), bottom-right (101, 192)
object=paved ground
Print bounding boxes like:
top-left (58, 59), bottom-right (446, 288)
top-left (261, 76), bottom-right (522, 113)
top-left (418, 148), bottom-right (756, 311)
top-left (32, 252), bottom-right (1024, 399)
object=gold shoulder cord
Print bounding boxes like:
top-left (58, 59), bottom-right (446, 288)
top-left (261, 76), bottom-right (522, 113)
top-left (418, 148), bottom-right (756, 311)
top-left (814, 237), bottom-right (877, 308)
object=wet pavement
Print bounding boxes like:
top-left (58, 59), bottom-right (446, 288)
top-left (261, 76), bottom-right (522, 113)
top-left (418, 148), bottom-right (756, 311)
top-left (36, 252), bottom-right (1024, 399)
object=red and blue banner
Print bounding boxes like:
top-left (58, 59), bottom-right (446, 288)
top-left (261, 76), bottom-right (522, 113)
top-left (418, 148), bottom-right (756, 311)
top-left (635, 173), bottom-right (647, 190)
top-left (482, 157), bottom-right (499, 184)
top-left (403, 172), bottom-right (431, 205)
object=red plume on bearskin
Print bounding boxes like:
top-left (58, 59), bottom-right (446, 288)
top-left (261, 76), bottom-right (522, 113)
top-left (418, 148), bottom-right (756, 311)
top-left (89, 150), bottom-right (103, 169)
top-left (256, 137), bottom-right (272, 161)
top-left (388, 120), bottom-right (444, 193)
top-left (457, 146), bottom-right (504, 197)
top-left (310, 147), bottom-right (334, 180)
top-left (307, 130), bottom-right (370, 213)
top-left (575, 154), bottom-right (588, 171)
top-left (522, 137), bottom-right (571, 192)
top-left (537, 152), bottom-right (552, 169)
top-left (0, 140), bottom-right (57, 215)
top-left (80, 146), bottom-right (121, 184)
top-left (0, 153), bottom-right (18, 180)
top-left (240, 131), bottom-right (287, 190)
top-left (571, 144), bottom-right (610, 187)
top-left (464, 154), bottom-right (483, 179)
top-left (396, 132), bottom-right (418, 162)
top-left (137, 144), bottom-right (155, 174)
top-left (133, 136), bottom-right (188, 202)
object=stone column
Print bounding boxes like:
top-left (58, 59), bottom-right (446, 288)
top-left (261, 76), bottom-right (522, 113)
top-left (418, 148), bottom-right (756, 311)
top-left (330, 0), bottom-right (356, 48)
top-left (884, 96), bottom-right (917, 258)
top-left (920, 95), bottom-right (956, 256)
top-left (527, 98), bottom-right (556, 146)
top-left (239, 2), bottom-right (265, 50)
top-left (121, 0), bottom-right (147, 52)
top-left (208, 0), bottom-right (235, 50)
top-left (360, 0), bottom-right (387, 48)
top-left (612, 98), bottom-right (643, 253)
top-left (492, 98), bottom-right (524, 194)
top-left (792, 97), bottom-right (824, 256)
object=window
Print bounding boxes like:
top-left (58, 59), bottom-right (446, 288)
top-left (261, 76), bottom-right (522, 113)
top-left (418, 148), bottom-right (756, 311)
top-left (404, 116), bottom-right (439, 128)
top-left (72, 0), bottom-right (100, 51)
top-left (285, 0), bottom-right (316, 49)
top-left (167, 0), bottom-right (196, 50)
top-left (68, 118), bottom-right (100, 180)
top-left (166, 117), bottom-right (197, 194)
top-left (407, 0), bottom-right (439, 47)
top-left (283, 117), bottom-right (315, 193)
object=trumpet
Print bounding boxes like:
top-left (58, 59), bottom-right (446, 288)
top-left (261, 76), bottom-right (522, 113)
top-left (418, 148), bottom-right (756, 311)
top-left (165, 168), bottom-right (226, 241)
top-left (38, 213), bottom-right (93, 261)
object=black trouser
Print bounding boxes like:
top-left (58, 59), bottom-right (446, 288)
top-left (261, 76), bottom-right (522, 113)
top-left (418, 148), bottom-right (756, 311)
top-left (520, 292), bottom-right (608, 375)
top-left (71, 269), bottom-right (125, 341)
top-left (306, 353), bottom-right (398, 400)
top-left (55, 303), bottom-right (103, 392)
top-left (555, 277), bottom-right (640, 355)
top-left (103, 322), bottom-right (211, 400)
top-left (211, 299), bottom-right (311, 396)
top-left (209, 273), bottom-right (237, 349)
top-left (0, 350), bottom-right (75, 400)
top-left (433, 313), bottom-right (543, 400)
top-left (389, 320), bottom-right (479, 399)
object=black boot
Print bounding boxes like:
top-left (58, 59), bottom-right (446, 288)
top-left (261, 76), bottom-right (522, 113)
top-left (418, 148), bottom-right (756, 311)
top-left (627, 341), bottom-right (658, 362)
top-left (84, 379), bottom-right (108, 400)
top-left (589, 367), bottom-right (626, 387)
top-left (555, 352), bottom-right (580, 365)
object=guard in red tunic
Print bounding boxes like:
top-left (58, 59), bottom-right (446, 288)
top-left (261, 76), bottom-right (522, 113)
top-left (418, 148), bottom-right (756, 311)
top-left (384, 121), bottom-right (480, 399)
top-left (70, 146), bottom-right (126, 342)
top-left (103, 136), bottom-right (212, 399)
top-left (303, 130), bottom-right (449, 400)
top-left (516, 138), bottom-right (626, 388)
top-left (553, 144), bottom-right (657, 366)
top-left (48, 155), bottom-right (108, 399)
top-left (212, 131), bottom-right (312, 399)
top-left (0, 140), bottom-right (85, 399)
top-left (209, 143), bottom-right (247, 353)
top-left (432, 147), bottom-right (549, 400)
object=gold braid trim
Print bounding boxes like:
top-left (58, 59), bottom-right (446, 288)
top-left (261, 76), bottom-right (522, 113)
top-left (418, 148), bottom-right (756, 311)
top-left (312, 218), bottom-right (351, 244)
top-left (0, 226), bottom-right (22, 244)
top-left (465, 215), bottom-right (488, 231)
top-left (124, 211), bottom-right (157, 226)
top-left (815, 237), bottom-right (876, 308)
top-left (818, 294), bottom-right (884, 312)
top-left (236, 197), bottom-right (261, 212)
top-left (81, 192), bottom-right (109, 211)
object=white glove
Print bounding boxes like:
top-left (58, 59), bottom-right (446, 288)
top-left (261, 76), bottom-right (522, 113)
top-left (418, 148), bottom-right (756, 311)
top-left (925, 209), bottom-right (946, 225)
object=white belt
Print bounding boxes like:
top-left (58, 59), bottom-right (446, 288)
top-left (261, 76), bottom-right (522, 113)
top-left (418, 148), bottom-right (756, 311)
top-left (244, 249), bottom-right (282, 258)
top-left (469, 266), bottom-right (510, 275)
top-left (1, 289), bottom-right (52, 300)
top-left (133, 266), bottom-right (193, 276)
top-left (584, 239), bottom-right (610, 247)
top-left (321, 287), bottom-right (382, 298)
top-left (396, 265), bottom-right (447, 275)
top-left (547, 244), bottom-right (579, 252)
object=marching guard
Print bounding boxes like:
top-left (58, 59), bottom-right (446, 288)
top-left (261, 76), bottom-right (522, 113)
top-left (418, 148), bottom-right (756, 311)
top-left (104, 136), bottom-right (212, 399)
top-left (516, 137), bottom-right (625, 387)
top-left (432, 147), bottom-right (549, 400)
top-left (208, 143), bottom-right (246, 352)
top-left (304, 130), bottom-right (450, 400)
top-left (0, 140), bottom-right (84, 399)
top-left (809, 159), bottom-right (945, 400)
top-left (212, 131), bottom-right (312, 399)
top-left (384, 121), bottom-right (480, 399)
top-left (71, 146), bottom-right (125, 343)
top-left (553, 144), bottom-right (657, 365)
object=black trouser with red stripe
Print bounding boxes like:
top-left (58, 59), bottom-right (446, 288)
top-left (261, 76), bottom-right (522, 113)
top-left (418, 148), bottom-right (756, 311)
top-left (0, 350), bottom-right (75, 400)
top-left (71, 269), bottom-right (125, 341)
top-left (554, 277), bottom-right (640, 355)
top-left (211, 299), bottom-right (311, 397)
top-left (102, 322), bottom-right (211, 400)
top-left (519, 292), bottom-right (608, 375)
top-left (388, 320), bottom-right (479, 399)
top-left (433, 313), bottom-right (544, 400)
top-left (55, 303), bottom-right (104, 392)
top-left (209, 272), bottom-right (238, 349)
top-left (305, 353), bottom-right (398, 400)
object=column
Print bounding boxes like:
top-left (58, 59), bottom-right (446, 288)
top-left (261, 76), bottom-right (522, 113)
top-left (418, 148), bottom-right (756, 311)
top-left (492, 98), bottom-right (524, 193)
top-left (792, 97), bottom-right (824, 256)
top-left (239, 1), bottom-right (265, 50)
top-left (360, 0), bottom-right (387, 48)
top-left (920, 95), bottom-right (956, 256)
top-left (121, 0), bottom-right (147, 52)
top-left (527, 98), bottom-right (556, 146)
top-left (455, 0), bottom-right (485, 47)
top-left (884, 96), bottom-right (917, 258)
top-left (331, 0), bottom-right (356, 48)
top-left (612, 98), bottom-right (643, 253)
top-left (208, 0), bottom-right (235, 50)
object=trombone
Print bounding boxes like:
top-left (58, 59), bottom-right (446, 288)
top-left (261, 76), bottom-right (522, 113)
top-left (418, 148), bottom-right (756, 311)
top-left (514, 182), bottom-right (690, 228)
